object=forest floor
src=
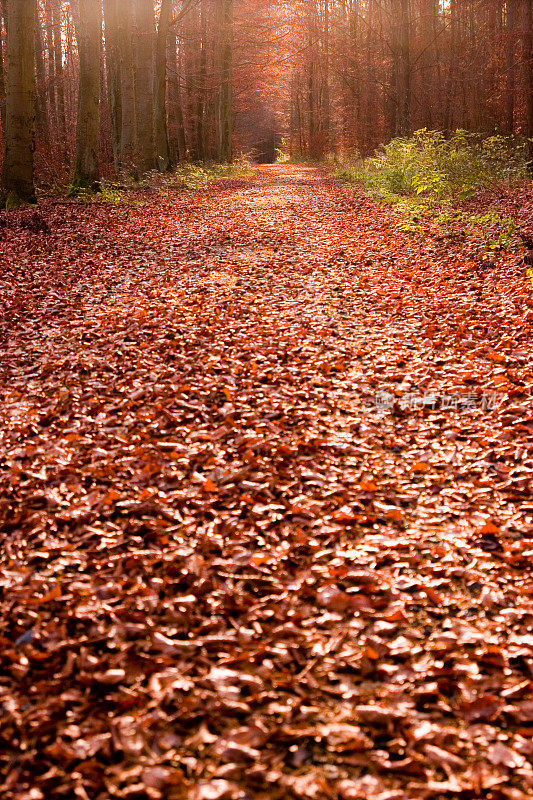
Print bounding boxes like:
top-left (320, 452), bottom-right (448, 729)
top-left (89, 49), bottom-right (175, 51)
top-left (1, 165), bottom-right (533, 800)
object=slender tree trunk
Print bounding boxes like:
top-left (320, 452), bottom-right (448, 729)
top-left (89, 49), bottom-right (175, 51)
top-left (506, 0), bottom-right (516, 133)
top-left (308, 60), bottom-right (315, 157)
top-left (219, 0), bottom-right (233, 162)
top-left (119, 0), bottom-right (136, 174)
top-left (0, 0), bottom-right (6, 133)
top-left (364, 0), bottom-right (376, 151)
top-left (44, 0), bottom-right (56, 128)
top-left (349, 1), bottom-right (361, 148)
top-left (168, 29), bottom-right (187, 161)
top-left (52, 0), bottom-right (66, 143)
top-left (398, 0), bottom-right (411, 135)
top-left (70, 0), bottom-right (101, 192)
top-left (419, 0), bottom-right (438, 129)
top-left (34, 2), bottom-right (49, 143)
top-left (35, 4), bottom-right (50, 144)
top-left (444, 0), bottom-right (457, 132)
top-left (1, 0), bottom-right (37, 206)
top-left (296, 88), bottom-right (304, 154)
top-left (196, 1), bottom-right (207, 162)
top-left (526, 0), bottom-right (533, 167)
top-left (388, 0), bottom-right (399, 137)
top-left (65, 4), bottom-right (77, 142)
top-left (104, 0), bottom-right (122, 170)
top-left (133, 0), bottom-right (154, 173)
top-left (155, 0), bottom-right (172, 171)
top-left (322, 0), bottom-right (330, 155)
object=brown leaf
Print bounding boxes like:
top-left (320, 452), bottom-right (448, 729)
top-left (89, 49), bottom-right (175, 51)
top-left (461, 694), bottom-right (503, 722)
top-left (487, 742), bottom-right (525, 769)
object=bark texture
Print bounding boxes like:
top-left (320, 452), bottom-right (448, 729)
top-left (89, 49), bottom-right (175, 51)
top-left (1, 0), bottom-right (37, 206)
top-left (134, 0), bottom-right (155, 173)
top-left (70, 0), bottom-right (101, 192)
top-left (154, 0), bottom-right (172, 171)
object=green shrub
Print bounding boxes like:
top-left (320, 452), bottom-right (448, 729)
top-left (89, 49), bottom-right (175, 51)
top-left (99, 182), bottom-right (128, 204)
top-left (335, 130), bottom-right (530, 251)
top-left (275, 138), bottom-right (291, 163)
top-left (336, 129), bottom-right (530, 201)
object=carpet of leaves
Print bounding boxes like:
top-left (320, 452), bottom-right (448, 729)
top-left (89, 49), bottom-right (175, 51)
top-left (1, 166), bottom-right (533, 800)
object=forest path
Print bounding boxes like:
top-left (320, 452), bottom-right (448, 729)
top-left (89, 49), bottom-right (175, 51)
top-left (1, 165), bottom-right (533, 798)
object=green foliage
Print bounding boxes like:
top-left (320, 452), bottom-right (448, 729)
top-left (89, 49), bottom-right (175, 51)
top-left (172, 158), bottom-right (254, 189)
top-left (433, 207), bottom-right (518, 252)
top-left (336, 130), bottom-right (530, 252)
top-left (99, 182), bottom-right (129, 205)
top-left (74, 159), bottom-right (255, 204)
top-left (468, 212), bottom-right (517, 251)
top-left (336, 129), bottom-right (530, 202)
top-left (275, 138), bottom-right (291, 164)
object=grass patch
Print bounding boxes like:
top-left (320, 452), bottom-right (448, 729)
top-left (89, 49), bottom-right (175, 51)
top-left (336, 129), bottom-right (531, 252)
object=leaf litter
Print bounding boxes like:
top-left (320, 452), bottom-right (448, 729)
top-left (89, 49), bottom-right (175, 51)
top-left (0, 165), bottom-right (533, 798)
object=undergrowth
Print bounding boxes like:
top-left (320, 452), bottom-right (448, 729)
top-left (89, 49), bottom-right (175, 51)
top-left (90, 158), bottom-right (255, 204)
top-left (336, 129), bottom-right (531, 253)
top-left (171, 158), bottom-right (255, 190)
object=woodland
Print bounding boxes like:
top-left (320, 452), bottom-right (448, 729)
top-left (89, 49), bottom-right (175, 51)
top-left (1, 2), bottom-right (533, 800)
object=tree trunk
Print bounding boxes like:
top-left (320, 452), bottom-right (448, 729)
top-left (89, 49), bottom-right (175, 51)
top-left (167, 28), bottom-right (187, 161)
top-left (119, 0), bottom-right (136, 174)
top-left (196, 1), bottom-right (207, 162)
top-left (70, 0), bottom-right (101, 192)
top-left (388, 0), bottom-right (399, 137)
top-left (526, 0), bottom-right (533, 167)
top-left (104, 0), bottom-right (122, 170)
top-left (398, 0), bottom-right (411, 135)
top-left (219, 0), bottom-right (233, 163)
top-left (133, 0), bottom-right (154, 173)
top-left (308, 60), bottom-right (315, 157)
top-left (52, 0), bottom-right (66, 143)
top-left (444, 0), bottom-right (457, 132)
top-left (321, 0), bottom-right (330, 155)
top-left (34, 2), bottom-right (49, 143)
top-left (0, 0), bottom-right (6, 133)
top-left (1, 0), bottom-right (37, 206)
top-left (154, 0), bottom-right (172, 171)
top-left (419, 0), bottom-right (438, 129)
top-left (66, 1), bottom-right (78, 133)
top-left (506, 0), bottom-right (516, 133)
